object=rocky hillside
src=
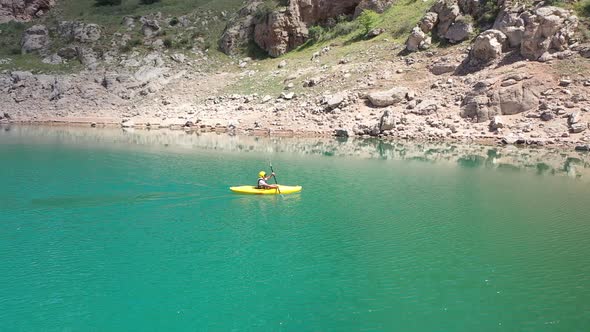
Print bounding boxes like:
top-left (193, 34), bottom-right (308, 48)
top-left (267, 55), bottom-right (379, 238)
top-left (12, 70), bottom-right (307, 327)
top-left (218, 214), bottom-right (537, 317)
top-left (1, 0), bottom-right (590, 151)
top-left (220, 0), bottom-right (395, 57)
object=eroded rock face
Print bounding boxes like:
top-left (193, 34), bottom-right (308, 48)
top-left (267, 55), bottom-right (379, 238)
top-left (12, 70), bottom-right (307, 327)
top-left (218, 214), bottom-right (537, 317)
top-left (0, 0), bottom-right (55, 23)
top-left (219, 1), bottom-right (262, 55)
top-left (58, 21), bottom-right (102, 43)
top-left (520, 6), bottom-right (578, 61)
top-left (221, 0), bottom-right (393, 57)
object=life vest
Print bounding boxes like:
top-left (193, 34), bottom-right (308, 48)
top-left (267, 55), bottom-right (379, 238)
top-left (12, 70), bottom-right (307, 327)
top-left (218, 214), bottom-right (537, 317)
top-left (257, 177), bottom-right (266, 189)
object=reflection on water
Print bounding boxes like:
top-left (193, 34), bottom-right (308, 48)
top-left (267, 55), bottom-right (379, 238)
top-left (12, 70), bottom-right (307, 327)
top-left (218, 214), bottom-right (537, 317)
top-left (2, 124), bottom-right (589, 180)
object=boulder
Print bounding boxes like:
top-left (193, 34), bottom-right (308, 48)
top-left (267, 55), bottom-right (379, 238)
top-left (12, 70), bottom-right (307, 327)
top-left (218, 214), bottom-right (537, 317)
top-left (444, 18), bottom-right (473, 43)
top-left (540, 111), bottom-right (555, 121)
top-left (406, 26), bottom-right (431, 52)
top-left (412, 99), bottom-right (438, 115)
top-left (430, 62), bottom-right (458, 75)
top-left (21, 24), bottom-right (49, 54)
top-left (142, 19), bottom-right (161, 38)
top-left (462, 80), bottom-right (541, 122)
top-left (494, 83), bottom-right (539, 116)
top-left (489, 116), bottom-right (504, 131)
top-left (57, 47), bottom-right (78, 60)
top-left (432, 0), bottom-right (461, 38)
top-left (419, 12), bottom-right (438, 33)
top-left (570, 123), bottom-right (587, 133)
top-left (58, 21), bottom-right (101, 42)
top-left (568, 111), bottom-right (581, 125)
top-left (469, 29), bottom-right (506, 64)
top-left (493, 10), bottom-right (525, 48)
top-left (379, 109), bottom-right (396, 131)
top-left (368, 87), bottom-right (410, 107)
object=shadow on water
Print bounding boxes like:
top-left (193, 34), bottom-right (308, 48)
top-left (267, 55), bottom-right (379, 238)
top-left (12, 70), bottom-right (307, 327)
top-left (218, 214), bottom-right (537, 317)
top-left (2, 125), bottom-right (590, 181)
top-left (29, 192), bottom-right (231, 210)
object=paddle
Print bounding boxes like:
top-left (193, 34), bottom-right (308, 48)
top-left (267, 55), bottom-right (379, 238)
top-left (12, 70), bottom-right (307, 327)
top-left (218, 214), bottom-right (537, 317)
top-left (269, 162), bottom-right (282, 196)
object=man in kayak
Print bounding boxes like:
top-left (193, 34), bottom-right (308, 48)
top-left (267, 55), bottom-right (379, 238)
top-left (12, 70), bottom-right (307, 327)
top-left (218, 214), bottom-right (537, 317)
top-left (257, 171), bottom-right (278, 189)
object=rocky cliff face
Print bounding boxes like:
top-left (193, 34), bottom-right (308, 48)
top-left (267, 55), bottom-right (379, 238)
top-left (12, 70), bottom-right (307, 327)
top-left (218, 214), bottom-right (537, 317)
top-left (221, 0), bottom-right (394, 57)
top-left (0, 0), bottom-right (55, 23)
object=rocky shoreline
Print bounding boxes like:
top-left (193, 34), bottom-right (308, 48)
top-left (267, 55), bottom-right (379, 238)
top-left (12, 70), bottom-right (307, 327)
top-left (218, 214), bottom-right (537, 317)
top-left (2, 118), bottom-right (589, 153)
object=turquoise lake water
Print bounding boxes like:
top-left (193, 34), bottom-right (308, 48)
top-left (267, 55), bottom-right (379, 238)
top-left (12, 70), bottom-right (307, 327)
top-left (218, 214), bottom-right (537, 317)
top-left (1, 126), bottom-right (590, 331)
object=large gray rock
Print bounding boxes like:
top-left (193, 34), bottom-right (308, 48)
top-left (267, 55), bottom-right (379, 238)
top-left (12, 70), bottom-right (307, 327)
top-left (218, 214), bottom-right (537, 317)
top-left (461, 80), bottom-right (540, 122)
top-left (141, 19), bottom-right (161, 38)
top-left (368, 87), bottom-right (410, 107)
top-left (432, 0), bottom-right (461, 38)
top-left (58, 21), bottom-right (101, 43)
top-left (379, 109), bottom-right (397, 131)
top-left (419, 12), bottom-right (438, 33)
top-left (493, 10), bottom-right (525, 48)
top-left (494, 83), bottom-right (539, 115)
top-left (76, 47), bottom-right (98, 69)
top-left (430, 62), bottom-right (458, 75)
top-left (444, 17), bottom-right (473, 43)
top-left (406, 26), bottom-right (431, 52)
top-left (412, 99), bottom-right (438, 115)
top-left (21, 24), bottom-right (49, 54)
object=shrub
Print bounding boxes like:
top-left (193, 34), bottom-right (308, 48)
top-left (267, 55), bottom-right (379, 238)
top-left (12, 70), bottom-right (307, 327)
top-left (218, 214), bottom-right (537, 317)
top-left (308, 25), bottom-right (325, 43)
top-left (254, 0), bottom-right (277, 22)
top-left (357, 10), bottom-right (381, 35)
top-left (163, 38), bottom-right (173, 48)
top-left (479, 0), bottom-right (499, 26)
top-left (574, 0), bottom-right (590, 17)
top-left (169, 17), bottom-right (179, 26)
top-left (94, 0), bottom-right (121, 6)
top-left (140, 0), bottom-right (160, 4)
top-left (129, 38), bottom-right (142, 47)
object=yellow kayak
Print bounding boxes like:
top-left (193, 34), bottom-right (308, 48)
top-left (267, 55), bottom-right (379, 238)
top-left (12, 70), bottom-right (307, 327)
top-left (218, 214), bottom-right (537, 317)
top-left (230, 185), bottom-right (302, 195)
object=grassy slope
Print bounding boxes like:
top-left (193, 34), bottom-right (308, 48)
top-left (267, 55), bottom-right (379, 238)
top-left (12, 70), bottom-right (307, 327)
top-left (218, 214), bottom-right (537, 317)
top-left (0, 0), bottom-right (244, 73)
top-left (223, 0), bottom-right (435, 96)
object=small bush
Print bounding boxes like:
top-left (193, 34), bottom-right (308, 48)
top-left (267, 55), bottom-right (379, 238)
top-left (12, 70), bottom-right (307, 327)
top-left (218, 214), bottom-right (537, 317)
top-left (254, 0), bottom-right (277, 22)
top-left (129, 38), bottom-right (142, 47)
top-left (94, 0), bottom-right (121, 6)
top-left (169, 17), bottom-right (179, 26)
top-left (120, 44), bottom-right (132, 53)
top-left (574, 0), bottom-right (590, 17)
top-left (357, 10), bottom-right (381, 35)
top-left (308, 25), bottom-right (325, 43)
top-left (479, 0), bottom-right (499, 26)
top-left (140, 0), bottom-right (160, 4)
top-left (163, 38), bottom-right (173, 48)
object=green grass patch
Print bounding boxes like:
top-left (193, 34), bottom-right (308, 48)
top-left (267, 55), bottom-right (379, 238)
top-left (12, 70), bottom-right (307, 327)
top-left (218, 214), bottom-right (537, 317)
top-left (0, 53), bottom-right (83, 73)
top-left (378, 0), bottom-right (435, 43)
top-left (575, 0), bottom-right (590, 18)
